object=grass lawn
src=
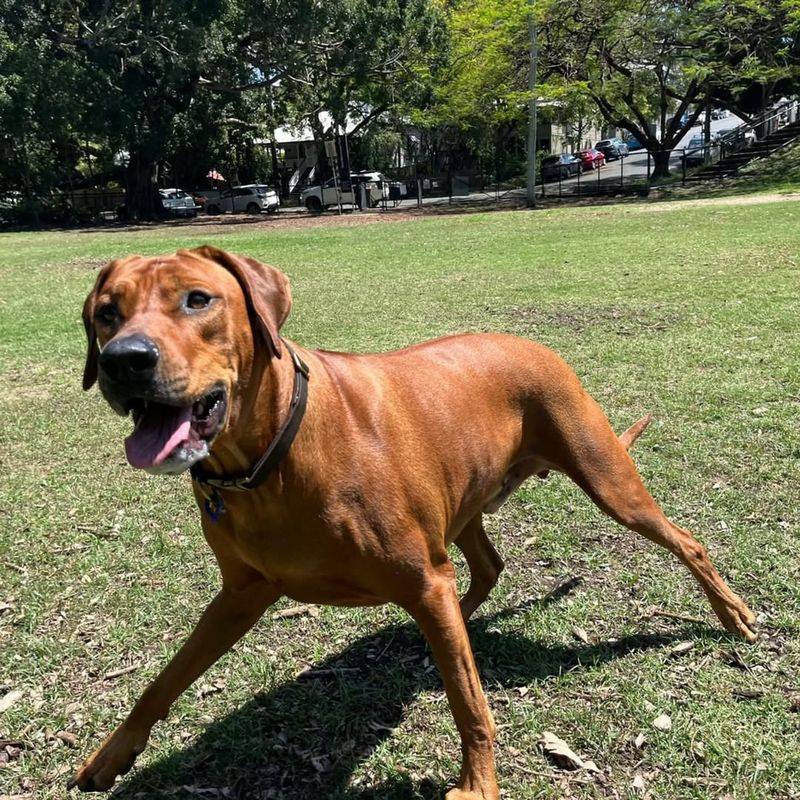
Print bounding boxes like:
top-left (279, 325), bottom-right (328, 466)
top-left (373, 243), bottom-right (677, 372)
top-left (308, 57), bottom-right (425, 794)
top-left (1, 197), bottom-right (799, 800)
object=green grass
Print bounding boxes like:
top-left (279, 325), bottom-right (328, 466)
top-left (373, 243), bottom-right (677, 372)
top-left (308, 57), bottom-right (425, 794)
top-left (1, 198), bottom-right (799, 800)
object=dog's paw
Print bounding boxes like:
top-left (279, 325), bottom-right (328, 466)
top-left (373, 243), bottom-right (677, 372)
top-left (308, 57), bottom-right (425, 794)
top-left (67, 726), bottom-right (148, 792)
top-left (714, 597), bottom-right (758, 642)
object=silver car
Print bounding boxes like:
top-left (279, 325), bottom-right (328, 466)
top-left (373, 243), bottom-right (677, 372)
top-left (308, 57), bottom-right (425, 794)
top-left (159, 188), bottom-right (199, 217)
top-left (204, 184), bottom-right (280, 215)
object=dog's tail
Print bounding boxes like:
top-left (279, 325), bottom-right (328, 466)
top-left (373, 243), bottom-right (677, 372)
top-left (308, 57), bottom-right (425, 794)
top-left (618, 413), bottom-right (652, 451)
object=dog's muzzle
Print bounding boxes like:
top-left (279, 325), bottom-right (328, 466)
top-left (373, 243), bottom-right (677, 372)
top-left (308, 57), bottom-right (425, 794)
top-left (97, 334), bottom-right (227, 474)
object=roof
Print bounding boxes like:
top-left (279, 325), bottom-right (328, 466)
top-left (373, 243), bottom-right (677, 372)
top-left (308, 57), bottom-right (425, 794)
top-left (262, 112), bottom-right (363, 145)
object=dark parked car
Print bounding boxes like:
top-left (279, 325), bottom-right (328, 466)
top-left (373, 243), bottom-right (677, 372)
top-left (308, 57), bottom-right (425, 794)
top-left (595, 138), bottom-right (629, 161)
top-left (682, 135), bottom-right (708, 167)
top-left (541, 153), bottom-right (582, 181)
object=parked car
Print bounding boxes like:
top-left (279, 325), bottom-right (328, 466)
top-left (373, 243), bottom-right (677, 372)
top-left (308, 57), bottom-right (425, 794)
top-left (575, 149), bottom-right (606, 171)
top-left (711, 108), bottom-right (729, 120)
top-left (683, 135), bottom-right (708, 167)
top-left (623, 135), bottom-right (644, 151)
top-left (204, 184), bottom-right (280, 215)
top-left (595, 138), bottom-right (629, 161)
top-left (159, 188), bottom-right (199, 217)
top-left (301, 172), bottom-right (391, 211)
top-left (541, 153), bottom-right (582, 181)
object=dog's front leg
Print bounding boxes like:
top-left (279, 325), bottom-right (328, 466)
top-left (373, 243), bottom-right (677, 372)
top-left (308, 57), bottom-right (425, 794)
top-left (69, 578), bottom-right (278, 792)
top-left (407, 566), bottom-right (499, 800)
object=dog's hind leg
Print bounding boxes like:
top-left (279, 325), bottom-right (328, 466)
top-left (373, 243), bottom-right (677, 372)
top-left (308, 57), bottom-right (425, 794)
top-left (545, 398), bottom-right (757, 641)
top-left (455, 515), bottom-right (504, 622)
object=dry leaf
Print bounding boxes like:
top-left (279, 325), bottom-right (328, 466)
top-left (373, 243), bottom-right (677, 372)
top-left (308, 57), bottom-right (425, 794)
top-left (692, 740), bottom-right (706, 760)
top-left (723, 649), bottom-right (751, 672)
top-left (632, 771), bottom-right (646, 794)
top-left (634, 732), bottom-right (647, 749)
top-left (732, 688), bottom-right (764, 700)
top-left (572, 626), bottom-right (590, 644)
top-left (103, 664), bottom-right (140, 680)
top-left (272, 604), bottom-right (317, 619)
top-left (196, 679), bottom-right (226, 698)
top-left (0, 689), bottom-right (22, 713)
top-left (537, 730), bottom-right (599, 772)
top-left (670, 641), bottom-right (694, 656)
top-left (652, 713), bottom-right (672, 731)
top-left (56, 731), bottom-right (78, 747)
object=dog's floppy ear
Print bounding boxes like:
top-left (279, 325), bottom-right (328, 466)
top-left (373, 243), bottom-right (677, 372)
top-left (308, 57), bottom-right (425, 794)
top-left (81, 260), bottom-right (116, 390)
top-left (189, 246), bottom-right (291, 359)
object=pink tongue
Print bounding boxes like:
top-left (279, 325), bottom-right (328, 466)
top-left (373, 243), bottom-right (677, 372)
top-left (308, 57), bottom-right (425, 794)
top-left (125, 405), bottom-right (193, 468)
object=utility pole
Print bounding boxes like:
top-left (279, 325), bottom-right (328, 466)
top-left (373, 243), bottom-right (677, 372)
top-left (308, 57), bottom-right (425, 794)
top-left (526, 1), bottom-right (538, 207)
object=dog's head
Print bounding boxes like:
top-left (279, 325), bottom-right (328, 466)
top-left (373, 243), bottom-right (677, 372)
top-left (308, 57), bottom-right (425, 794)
top-left (81, 246), bottom-right (291, 474)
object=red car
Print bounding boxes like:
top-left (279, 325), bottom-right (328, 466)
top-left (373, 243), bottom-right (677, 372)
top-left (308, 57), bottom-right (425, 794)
top-left (575, 148), bottom-right (606, 171)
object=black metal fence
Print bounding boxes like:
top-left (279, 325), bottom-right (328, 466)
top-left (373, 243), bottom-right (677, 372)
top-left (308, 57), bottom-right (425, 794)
top-left (368, 147), bottom-right (709, 210)
top-left (365, 99), bottom-right (800, 210)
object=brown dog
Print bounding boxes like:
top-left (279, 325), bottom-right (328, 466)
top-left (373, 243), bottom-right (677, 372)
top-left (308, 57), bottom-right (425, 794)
top-left (70, 246), bottom-right (756, 797)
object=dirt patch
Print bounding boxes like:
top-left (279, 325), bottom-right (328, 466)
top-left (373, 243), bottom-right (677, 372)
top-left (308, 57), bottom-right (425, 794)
top-left (2, 384), bottom-right (53, 402)
top-left (502, 304), bottom-right (684, 336)
top-left (73, 208), bottom-right (425, 236)
top-left (63, 256), bottom-right (108, 272)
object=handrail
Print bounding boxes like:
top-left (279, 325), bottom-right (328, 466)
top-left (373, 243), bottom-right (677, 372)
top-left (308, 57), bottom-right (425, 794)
top-left (680, 98), bottom-right (799, 161)
top-left (717, 98), bottom-right (799, 147)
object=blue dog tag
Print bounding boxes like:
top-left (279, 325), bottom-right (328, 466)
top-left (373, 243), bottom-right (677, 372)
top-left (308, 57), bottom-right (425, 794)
top-left (204, 489), bottom-right (226, 522)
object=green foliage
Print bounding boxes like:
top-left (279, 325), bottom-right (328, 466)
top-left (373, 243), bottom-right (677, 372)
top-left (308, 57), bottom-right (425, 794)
top-left (432, 0), bottom-right (797, 179)
top-left (0, 0), bottom-right (446, 217)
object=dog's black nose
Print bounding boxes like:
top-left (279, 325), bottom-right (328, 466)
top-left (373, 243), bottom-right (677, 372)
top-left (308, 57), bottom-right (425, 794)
top-left (99, 334), bottom-right (160, 386)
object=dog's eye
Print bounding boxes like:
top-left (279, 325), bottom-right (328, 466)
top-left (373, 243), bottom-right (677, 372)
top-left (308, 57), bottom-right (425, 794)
top-left (186, 291), bottom-right (213, 311)
top-left (95, 304), bottom-right (118, 325)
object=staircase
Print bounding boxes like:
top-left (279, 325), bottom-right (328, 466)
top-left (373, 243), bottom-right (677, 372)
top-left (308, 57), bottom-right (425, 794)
top-left (689, 123), bottom-right (800, 180)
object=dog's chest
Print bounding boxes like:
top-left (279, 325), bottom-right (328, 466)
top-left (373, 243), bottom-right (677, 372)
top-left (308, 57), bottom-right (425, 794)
top-left (207, 502), bottom-right (384, 604)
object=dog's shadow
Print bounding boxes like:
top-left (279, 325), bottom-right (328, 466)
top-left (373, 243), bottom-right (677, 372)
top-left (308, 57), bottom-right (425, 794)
top-left (112, 608), bottom-right (698, 800)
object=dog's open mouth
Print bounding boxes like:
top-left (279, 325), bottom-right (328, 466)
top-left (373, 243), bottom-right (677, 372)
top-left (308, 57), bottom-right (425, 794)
top-left (124, 387), bottom-right (227, 471)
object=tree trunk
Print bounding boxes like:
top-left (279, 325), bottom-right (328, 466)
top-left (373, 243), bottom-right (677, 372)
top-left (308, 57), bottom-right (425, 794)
top-left (125, 149), bottom-right (162, 220)
top-left (651, 149), bottom-right (671, 178)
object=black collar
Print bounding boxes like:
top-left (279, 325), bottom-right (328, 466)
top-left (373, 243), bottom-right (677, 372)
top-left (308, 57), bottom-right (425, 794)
top-left (190, 339), bottom-right (309, 493)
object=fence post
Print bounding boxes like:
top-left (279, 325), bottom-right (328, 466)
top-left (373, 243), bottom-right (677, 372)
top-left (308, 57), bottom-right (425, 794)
top-left (682, 150), bottom-right (687, 184)
top-left (620, 155), bottom-right (624, 188)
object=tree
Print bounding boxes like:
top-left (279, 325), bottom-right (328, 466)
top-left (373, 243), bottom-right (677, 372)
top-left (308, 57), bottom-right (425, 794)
top-left (244, 0), bottom-right (447, 178)
top-left (692, 0), bottom-right (800, 121)
top-left (0, 0), bottom-right (445, 218)
top-left (540, 0), bottom-right (714, 176)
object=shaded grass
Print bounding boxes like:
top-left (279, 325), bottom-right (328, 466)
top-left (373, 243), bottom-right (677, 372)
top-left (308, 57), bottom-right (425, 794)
top-left (0, 198), bottom-right (799, 799)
